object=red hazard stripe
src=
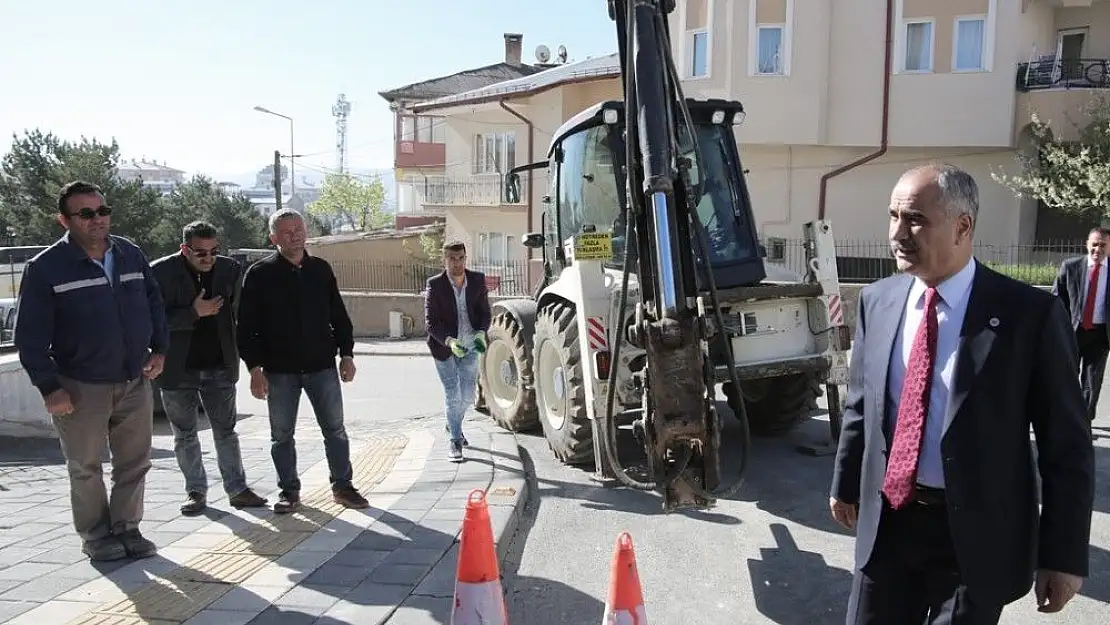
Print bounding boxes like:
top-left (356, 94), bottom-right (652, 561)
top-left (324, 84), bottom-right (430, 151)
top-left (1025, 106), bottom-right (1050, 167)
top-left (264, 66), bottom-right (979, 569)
top-left (587, 317), bottom-right (607, 349)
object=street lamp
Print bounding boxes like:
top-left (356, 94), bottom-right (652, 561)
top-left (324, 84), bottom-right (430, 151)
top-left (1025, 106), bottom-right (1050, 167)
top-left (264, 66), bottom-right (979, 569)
top-left (253, 105), bottom-right (295, 199)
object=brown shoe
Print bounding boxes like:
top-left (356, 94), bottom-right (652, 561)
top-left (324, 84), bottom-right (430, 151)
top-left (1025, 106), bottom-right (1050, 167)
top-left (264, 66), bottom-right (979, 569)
top-left (333, 485), bottom-right (369, 509)
top-left (273, 490), bottom-right (300, 514)
top-left (180, 492), bottom-right (206, 516)
top-left (229, 488), bottom-right (268, 509)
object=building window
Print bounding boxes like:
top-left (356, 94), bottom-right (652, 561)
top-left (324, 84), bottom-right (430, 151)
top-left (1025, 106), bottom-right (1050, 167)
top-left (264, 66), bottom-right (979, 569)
top-left (689, 30), bottom-right (709, 78)
top-left (756, 26), bottom-right (784, 75)
top-left (902, 20), bottom-right (934, 72)
top-left (473, 132), bottom-right (516, 175)
top-left (953, 16), bottom-right (986, 72)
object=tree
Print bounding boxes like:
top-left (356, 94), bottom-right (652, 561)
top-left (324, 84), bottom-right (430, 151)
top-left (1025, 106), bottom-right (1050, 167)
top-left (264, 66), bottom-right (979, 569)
top-left (992, 94), bottom-right (1110, 220)
top-left (309, 173), bottom-right (389, 231)
top-left (0, 130), bottom-right (164, 249)
top-left (158, 176), bottom-right (268, 256)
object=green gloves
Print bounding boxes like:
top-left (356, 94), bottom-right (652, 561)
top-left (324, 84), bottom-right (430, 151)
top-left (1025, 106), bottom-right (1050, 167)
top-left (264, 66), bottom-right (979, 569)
top-left (446, 338), bottom-right (468, 358)
top-left (473, 331), bottom-right (488, 354)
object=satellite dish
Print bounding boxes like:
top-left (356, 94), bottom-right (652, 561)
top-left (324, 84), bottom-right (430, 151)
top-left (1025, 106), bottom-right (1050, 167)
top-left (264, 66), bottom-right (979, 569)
top-left (535, 44), bottom-right (551, 63)
top-left (557, 45), bottom-right (568, 63)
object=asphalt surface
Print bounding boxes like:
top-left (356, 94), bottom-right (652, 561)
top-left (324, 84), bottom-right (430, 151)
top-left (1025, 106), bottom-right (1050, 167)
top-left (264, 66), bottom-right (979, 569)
top-left (500, 386), bottom-right (1110, 625)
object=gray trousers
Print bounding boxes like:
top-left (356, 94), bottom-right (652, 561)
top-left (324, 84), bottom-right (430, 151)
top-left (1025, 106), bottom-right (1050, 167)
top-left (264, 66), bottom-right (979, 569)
top-left (160, 368), bottom-right (248, 497)
top-left (52, 376), bottom-right (153, 541)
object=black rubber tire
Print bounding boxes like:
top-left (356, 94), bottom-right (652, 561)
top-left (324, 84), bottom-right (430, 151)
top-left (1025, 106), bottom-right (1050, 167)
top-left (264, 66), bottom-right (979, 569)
top-left (477, 313), bottom-right (539, 432)
top-left (533, 302), bottom-right (593, 465)
top-left (722, 372), bottom-right (821, 437)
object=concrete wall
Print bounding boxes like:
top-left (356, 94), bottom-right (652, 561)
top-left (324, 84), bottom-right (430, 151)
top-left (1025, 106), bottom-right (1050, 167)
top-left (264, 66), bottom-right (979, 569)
top-left (0, 354), bottom-right (52, 437)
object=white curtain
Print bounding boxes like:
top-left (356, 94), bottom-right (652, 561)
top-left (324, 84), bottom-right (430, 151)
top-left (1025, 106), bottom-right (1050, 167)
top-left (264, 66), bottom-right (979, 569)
top-left (758, 27), bottom-right (782, 74)
top-left (905, 22), bottom-right (932, 71)
top-left (955, 19), bottom-right (984, 71)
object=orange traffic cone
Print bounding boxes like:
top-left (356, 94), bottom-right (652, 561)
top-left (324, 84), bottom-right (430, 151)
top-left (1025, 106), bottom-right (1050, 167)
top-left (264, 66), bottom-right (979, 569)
top-left (451, 489), bottom-right (508, 625)
top-left (603, 532), bottom-right (648, 625)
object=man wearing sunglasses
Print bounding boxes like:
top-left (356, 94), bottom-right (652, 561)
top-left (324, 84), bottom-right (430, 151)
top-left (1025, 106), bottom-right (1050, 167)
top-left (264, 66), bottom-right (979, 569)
top-left (14, 180), bottom-right (170, 562)
top-left (150, 221), bottom-right (268, 517)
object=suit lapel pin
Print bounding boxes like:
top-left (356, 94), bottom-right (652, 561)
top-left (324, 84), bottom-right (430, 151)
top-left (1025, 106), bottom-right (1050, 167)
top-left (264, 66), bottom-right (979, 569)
top-left (989, 317), bottom-right (1000, 328)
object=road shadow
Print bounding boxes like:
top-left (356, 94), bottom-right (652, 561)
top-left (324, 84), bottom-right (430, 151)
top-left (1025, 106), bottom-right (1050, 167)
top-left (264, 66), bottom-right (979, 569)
top-left (478, 435), bottom-right (740, 525)
top-left (500, 444), bottom-right (607, 624)
top-left (747, 523), bottom-right (852, 625)
top-left (151, 412), bottom-right (258, 438)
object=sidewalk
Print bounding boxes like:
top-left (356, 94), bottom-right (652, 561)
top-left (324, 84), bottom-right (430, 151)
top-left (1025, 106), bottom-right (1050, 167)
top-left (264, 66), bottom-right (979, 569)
top-left (0, 414), bottom-right (527, 624)
top-left (352, 339), bottom-right (428, 358)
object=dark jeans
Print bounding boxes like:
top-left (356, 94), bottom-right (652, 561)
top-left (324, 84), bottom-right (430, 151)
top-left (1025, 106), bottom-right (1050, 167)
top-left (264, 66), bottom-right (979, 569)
top-left (160, 368), bottom-right (248, 497)
top-left (266, 366), bottom-right (353, 493)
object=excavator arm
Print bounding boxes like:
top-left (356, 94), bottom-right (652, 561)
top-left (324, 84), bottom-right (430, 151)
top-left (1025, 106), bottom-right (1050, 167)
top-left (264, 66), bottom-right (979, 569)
top-left (604, 0), bottom-right (738, 510)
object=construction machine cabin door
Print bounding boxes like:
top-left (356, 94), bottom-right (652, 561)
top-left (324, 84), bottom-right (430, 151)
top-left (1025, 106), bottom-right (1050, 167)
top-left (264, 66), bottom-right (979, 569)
top-left (551, 123), bottom-right (627, 269)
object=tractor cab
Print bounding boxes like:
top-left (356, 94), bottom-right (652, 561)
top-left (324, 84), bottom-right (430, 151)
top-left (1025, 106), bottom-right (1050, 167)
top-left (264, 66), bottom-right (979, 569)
top-left (505, 98), bottom-right (767, 290)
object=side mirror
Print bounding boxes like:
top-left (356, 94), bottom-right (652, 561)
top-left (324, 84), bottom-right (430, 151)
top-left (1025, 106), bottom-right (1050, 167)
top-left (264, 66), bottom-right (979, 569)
top-left (505, 173), bottom-right (521, 204)
top-left (523, 232), bottom-right (545, 249)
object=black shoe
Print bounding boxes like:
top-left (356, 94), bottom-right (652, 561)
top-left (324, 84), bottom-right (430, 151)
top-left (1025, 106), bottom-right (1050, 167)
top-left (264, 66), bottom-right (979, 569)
top-left (333, 485), bottom-right (369, 509)
top-left (273, 490), bottom-right (300, 514)
top-left (445, 425), bottom-right (469, 446)
top-left (82, 536), bottom-right (128, 562)
top-left (229, 488), bottom-right (268, 508)
top-left (180, 492), bottom-right (206, 516)
top-left (117, 529), bottom-right (157, 559)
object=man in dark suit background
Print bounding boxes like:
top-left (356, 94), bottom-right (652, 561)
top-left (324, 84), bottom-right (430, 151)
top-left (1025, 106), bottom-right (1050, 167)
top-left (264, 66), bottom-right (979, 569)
top-left (1052, 226), bottom-right (1110, 422)
top-left (829, 163), bottom-right (1094, 624)
top-left (151, 221), bottom-right (267, 516)
top-left (424, 240), bottom-right (491, 461)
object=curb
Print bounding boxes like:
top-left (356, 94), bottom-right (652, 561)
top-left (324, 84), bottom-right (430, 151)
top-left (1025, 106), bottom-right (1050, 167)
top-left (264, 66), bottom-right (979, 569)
top-left (483, 428), bottom-right (530, 563)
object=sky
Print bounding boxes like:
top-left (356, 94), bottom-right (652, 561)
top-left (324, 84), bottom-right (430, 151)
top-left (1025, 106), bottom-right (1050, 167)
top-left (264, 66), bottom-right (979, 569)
top-left (0, 0), bottom-right (617, 185)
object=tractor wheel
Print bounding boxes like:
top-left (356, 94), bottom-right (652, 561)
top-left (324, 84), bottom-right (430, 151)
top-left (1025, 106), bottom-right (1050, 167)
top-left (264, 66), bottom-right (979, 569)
top-left (478, 313), bottom-right (539, 432)
top-left (533, 301), bottom-right (593, 465)
top-left (723, 372), bottom-right (822, 437)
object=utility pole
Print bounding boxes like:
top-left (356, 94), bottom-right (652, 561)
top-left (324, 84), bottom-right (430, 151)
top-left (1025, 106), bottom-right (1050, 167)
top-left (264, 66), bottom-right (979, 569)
top-left (273, 150), bottom-right (283, 213)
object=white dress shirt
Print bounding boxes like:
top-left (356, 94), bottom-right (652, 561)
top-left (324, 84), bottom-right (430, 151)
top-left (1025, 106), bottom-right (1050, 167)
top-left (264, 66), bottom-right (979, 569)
top-left (886, 257), bottom-right (977, 489)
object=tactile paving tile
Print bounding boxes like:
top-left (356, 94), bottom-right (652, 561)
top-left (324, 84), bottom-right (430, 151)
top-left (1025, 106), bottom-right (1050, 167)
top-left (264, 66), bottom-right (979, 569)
top-left (64, 435), bottom-right (408, 624)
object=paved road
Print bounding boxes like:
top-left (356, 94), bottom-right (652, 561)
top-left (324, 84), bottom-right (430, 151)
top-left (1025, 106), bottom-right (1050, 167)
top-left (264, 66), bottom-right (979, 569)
top-left (501, 387), bottom-right (1110, 625)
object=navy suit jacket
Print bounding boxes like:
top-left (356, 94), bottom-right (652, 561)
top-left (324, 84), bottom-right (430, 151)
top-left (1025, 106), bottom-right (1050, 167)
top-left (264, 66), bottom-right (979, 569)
top-left (424, 269), bottom-right (491, 361)
top-left (830, 261), bottom-right (1094, 607)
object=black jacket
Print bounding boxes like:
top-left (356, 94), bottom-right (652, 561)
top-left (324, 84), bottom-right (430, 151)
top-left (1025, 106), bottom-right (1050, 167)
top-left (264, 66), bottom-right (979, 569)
top-left (150, 252), bottom-right (242, 386)
top-left (237, 250), bottom-right (355, 374)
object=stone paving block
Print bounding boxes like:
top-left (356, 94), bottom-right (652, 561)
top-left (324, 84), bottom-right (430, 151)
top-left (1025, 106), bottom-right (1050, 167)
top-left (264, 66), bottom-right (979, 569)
top-left (345, 531), bottom-right (404, 552)
top-left (8, 599), bottom-right (102, 625)
top-left (383, 594), bottom-right (450, 624)
top-left (0, 599), bottom-right (35, 622)
top-left (0, 560), bottom-right (64, 580)
top-left (26, 545), bottom-right (87, 565)
top-left (245, 605), bottom-right (323, 624)
top-left (273, 583), bottom-right (346, 610)
top-left (206, 583), bottom-right (288, 613)
top-left (325, 547), bottom-right (389, 570)
top-left (0, 546), bottom-right (51, 567)
top-left (0, 575), bottom-right (88, 602)
top-left (301, 562), bottom-right (373, 588)
top-left (367, 562), bottom-right (433, 586)
top-left (381, 546), bottom-right (447, 567)
top-left (410, 543), bottom-right (459, 599)
top-left (316, 597), bottom-right (396, 624)
top-left (181, 608), bottom-right (258, 625)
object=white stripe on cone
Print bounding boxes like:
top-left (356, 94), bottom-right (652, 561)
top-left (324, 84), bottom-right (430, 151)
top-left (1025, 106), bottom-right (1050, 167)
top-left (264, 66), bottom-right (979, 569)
top-left (452, 580), bottom-right (507, 625)
top-left (603, 602), bottom-right (648, 625)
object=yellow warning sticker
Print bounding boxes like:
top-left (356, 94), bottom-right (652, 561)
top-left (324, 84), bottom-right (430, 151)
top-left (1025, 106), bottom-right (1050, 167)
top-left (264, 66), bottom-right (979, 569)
top-left (574, 232), bottom-right (613, 260)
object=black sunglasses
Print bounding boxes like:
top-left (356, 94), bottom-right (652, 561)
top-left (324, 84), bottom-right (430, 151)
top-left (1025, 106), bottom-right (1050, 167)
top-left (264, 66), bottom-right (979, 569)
top-left (68, 206), bottom-right (112, 220)
top-left (189, 246), bottom-right (221, 258)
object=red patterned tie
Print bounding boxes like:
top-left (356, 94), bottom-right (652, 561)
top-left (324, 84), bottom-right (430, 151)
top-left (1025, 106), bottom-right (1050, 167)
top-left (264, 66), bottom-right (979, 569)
top-left (882, 286), bottom-right (939, 509)
top-left (1082, 263), bottom-right (1101, 330)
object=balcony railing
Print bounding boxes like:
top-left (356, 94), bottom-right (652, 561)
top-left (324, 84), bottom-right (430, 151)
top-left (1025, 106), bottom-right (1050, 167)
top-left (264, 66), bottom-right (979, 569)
top-left (1016, 57), bottom-right (1110, 92)
top-left (423, 177), bottom-right (522, 207)
top-left (394, 140), bottom-right (446, 168)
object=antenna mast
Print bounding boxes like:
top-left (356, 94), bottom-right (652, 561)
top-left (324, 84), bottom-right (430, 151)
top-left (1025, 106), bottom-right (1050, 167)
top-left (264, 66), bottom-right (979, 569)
top-left (332, 94), bottom-right (351, 174)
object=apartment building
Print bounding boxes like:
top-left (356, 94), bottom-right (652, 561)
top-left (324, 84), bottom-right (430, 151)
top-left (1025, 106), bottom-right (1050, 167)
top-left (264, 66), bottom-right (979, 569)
top-left (379, 34), bottom-right (542, 229)
top-left (408, 53), bottom-right (622, 269)
top-left (674, 0), bottom-right (1110, 255)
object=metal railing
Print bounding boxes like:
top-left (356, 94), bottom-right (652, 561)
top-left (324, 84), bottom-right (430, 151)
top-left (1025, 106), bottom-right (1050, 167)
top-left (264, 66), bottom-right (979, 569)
top-left (1017, 58), bottom-right (1110, 92)
top-left (329, 259), bottom-right (534, 296)
top-left (422, 177), bottom-right (520, 207)
top-left (762, 237), bottom-right (1082, 285)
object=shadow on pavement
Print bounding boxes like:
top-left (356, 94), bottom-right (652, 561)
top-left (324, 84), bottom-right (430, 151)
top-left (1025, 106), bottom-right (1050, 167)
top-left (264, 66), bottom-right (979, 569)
top-left (748, 523), bottom-right (851, 625)
top-left (0, 435), bottom-right (176, 467)
top-left (94, 500), bottom-right (466, 624)
top-left (501, 443), bottom-right (606, 624)
top-left (1081, 543), bottom-right (1110, 604)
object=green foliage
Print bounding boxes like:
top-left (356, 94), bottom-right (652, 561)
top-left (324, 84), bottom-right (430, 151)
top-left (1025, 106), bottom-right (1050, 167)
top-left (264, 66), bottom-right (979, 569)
top-left (309, 173), bottom-right (389, 231)
top-left (0, 129), bottom-right (272, 258)
top-left (992, 94), bottom-right (1110, 219)
top-left (419, 229), bottom-right (444, 258)
top-left (984, 262), bottom-right (1058, 287)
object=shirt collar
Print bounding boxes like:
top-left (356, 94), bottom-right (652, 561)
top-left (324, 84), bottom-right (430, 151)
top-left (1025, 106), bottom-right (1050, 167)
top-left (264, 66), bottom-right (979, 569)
top-left (908, 257), bottom-right (976, 310)
top-left (61, 231), bottom-right (115, 260)
top-left (1086, 256), bottom-right (1106, 268)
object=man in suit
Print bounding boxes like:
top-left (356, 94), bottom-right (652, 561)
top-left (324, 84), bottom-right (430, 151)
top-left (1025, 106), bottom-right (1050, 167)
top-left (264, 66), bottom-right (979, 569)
top-left (829, 163), bottom-right (1095, 624)
top-left (1052, 226), bottom-right (1110, 422)
top-left (150, 221), bottom-right (267, 516)
top-left (424, 240), bottom-right (491, 461)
